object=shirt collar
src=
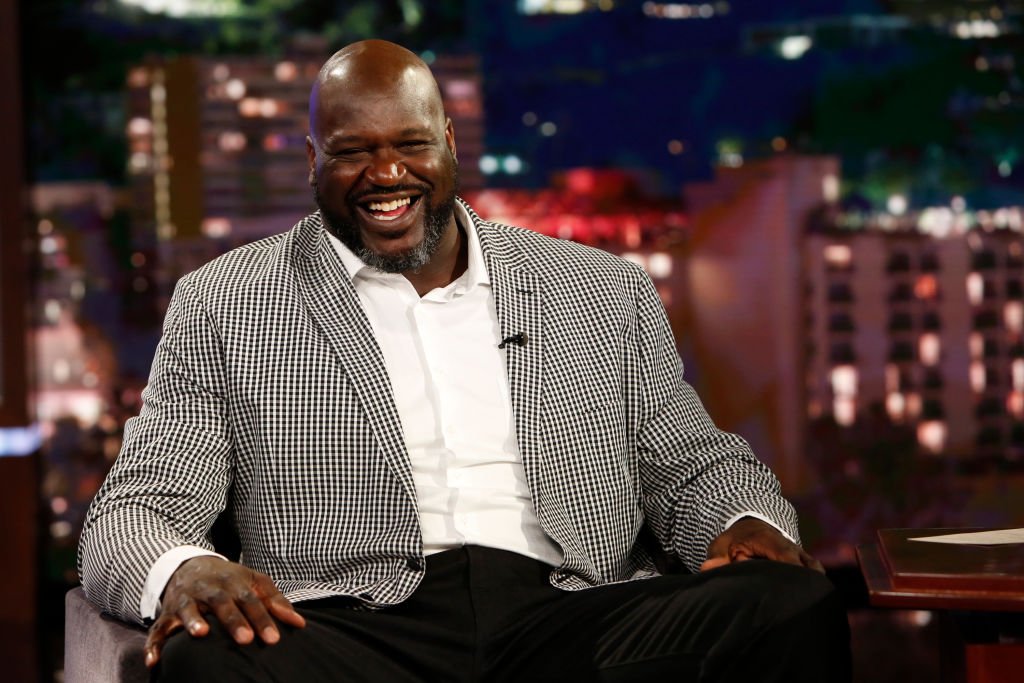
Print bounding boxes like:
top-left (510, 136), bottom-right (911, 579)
top-left (325, 201), bottom-right (490, 292)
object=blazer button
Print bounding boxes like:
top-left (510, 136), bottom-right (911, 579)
top-left (406, 557), bottom-right (424, 571)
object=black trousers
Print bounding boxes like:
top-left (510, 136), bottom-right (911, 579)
top-left (158, 546), bottom-right (851, 682)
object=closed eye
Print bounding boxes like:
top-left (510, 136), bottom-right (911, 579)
top-left (399, 140), bottom-right (432, 150)
top-left (334, 148), bottom-right (369, 159)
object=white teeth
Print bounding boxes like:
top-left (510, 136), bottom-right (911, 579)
top-left (366, 196), bottom-right (411, 213)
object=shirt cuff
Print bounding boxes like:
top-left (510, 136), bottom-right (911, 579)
top-left (724, 511), bottom-right (797, 544)
top-left (140, 546), bottom-right (227, 620)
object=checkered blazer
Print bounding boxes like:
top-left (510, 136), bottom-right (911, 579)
top-left (79, 199), bottom-right (799, 625)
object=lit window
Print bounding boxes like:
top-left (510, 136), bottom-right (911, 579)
top-left (970, 361), bottom-right (987, 393)
top-left (917, 421), bottom-right (947, 454)
top-left (833, 396), bottom-right (856, 426)
top-left (905, 393), bottom-right (922, 419)
top-left (225, 78), bottom-right (246, 100)
top-left (217, 131), bottom-right (246, 152)
top-left (1005, 301), bottom-right (1024, 332)
top-left (919, 333), bottom-right (941, 366)
top-left (886, 392), bottom-right (905, 421)
top-left (129, 152), bottom-right (151, 172)
top-left (259, 99), bottom-right (281, 117)
top-left (823, 244), bottom-right (851, 269)
top-left (127, 117), bottom-right (152, 137)
top-left (647, 252), bottom-right (672, 279)
top-left (53, 359), bottom-right (71, 383)
top-left (128, 67), bottom-right (150, 88)
top-left (885, 364), bottom-right (900, 393)
top-left (1013, 358), bottom-right (1024, 391)
top-left (274, 61), bottom-right (297, 82)
top-left (444, 79), bottom-right (477, 99)
top-left (44, 300), bottom-right (61, 323)
top-left (262, 134), bottom-right (287, 151)
top-left (968, 332), bottom-right (983, 359)
top-left (822, 174), bottom-right (839, 203)
top-left (966, 272), bottom-right (984, 305)
top-left (914, 274), bottom-right (938, 299)
top-left (202, 217), bottom-right (232, 239)
top-left (1008, 391), bottom-right (1024, 418)
top-left (830, 365), bottom-right (857, 397)
top-left (239, 98), bottom-right (262, 117)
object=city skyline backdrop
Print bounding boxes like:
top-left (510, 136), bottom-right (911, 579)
top-left (3, 1), bottom-right (1024, 679)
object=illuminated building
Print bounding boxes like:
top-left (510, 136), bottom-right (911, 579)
top-left (681, 155), bottom-right (839, 491)
top-left (125, 52), bottom-right (486, 297)
top-left (805, 204), bottom-right (1024, 462)
top-left (462, 166), bottom-right (688, 306)
top-left (518, 0), bottom-right (618, 14)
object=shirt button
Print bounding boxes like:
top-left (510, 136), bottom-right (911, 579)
top-left (406, 557), bottom-right (423, 571)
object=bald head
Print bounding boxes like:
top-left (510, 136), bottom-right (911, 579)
top-left (309, 40), bottom-right (446, 144)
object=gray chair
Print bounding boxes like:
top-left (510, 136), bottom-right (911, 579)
top-left (64, 586), bottom-right (148, 683)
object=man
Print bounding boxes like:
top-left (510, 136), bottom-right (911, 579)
top-left (79, 40), bottom-right (850, 681)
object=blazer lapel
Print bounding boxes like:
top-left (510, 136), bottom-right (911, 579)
top-left (291, 214), bottom-right (417, 505)
top-left (471, 206), bottom-right (547, 484)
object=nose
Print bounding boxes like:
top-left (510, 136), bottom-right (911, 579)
top-left (365, 152), bottom-right (405, 186)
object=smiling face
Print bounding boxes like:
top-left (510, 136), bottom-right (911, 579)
top-left (306, 44), bottom-right (459, 274)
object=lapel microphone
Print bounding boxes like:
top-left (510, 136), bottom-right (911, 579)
top-left (498, 332), bottom-right (529, 349)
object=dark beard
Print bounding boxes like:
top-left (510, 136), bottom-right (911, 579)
top-left (315, 184), bottom-right (457, 274)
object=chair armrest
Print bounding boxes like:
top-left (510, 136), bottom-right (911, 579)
top-left (64, 587), bottom-right (149, 683)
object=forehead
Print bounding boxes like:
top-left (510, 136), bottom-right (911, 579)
top-left (312, 65), bottom-right (443, 141)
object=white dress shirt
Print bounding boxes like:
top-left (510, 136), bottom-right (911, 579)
top-left (328, 203), bottom-right (563, 566)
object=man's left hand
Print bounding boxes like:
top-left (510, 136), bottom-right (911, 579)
top-left (700, 517), bottom-right (824, 574)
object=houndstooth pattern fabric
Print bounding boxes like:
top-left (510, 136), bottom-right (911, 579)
top-left (78, 198), bottom-right (799, 626)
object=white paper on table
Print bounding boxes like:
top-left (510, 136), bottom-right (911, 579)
top-left (908, 528), bottom-right (1024, 545)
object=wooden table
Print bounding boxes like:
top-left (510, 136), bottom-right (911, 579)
top-left (857, 528), bottom-right (1024, 683)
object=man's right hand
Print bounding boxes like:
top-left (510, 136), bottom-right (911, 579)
top-left (143, 556), bottom-right (307, 668)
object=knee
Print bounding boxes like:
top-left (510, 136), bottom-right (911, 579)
top-left (694, 560), bottom-right (844, 630)
top-left (155, 621), bottom-right (250, 682)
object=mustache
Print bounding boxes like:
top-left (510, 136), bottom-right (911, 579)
top-left (349, 184), bottom-right (432, 203)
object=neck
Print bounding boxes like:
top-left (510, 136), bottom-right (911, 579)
top-left (403, 215), bottom-right (467, 297)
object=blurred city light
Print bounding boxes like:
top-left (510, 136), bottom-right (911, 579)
top-left (779, 35), bottom-right (812, 60)
top-left (502, 155), bottom-right (524, 174)
top-left (118, 0), bottom-right (241, 17)
top-left (479, 155), bottom-right (499, 174)
top-left (887, 194), bottom-right (907, 216)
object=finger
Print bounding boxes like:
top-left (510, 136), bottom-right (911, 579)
top-left (208, 594), bottom-right (255, 645)
top-left (175, 599), bottom-right (211, 638)
top-left (800, 550), bottom-right (826, 574)
top-left (144, 613), bottom-right (185, 669)
top-left (267, 593), bottom-right (307, 629)
top-left (727, 542), bottom-right (755, 563)
top-left (235, 587), bottom-right (283, 644)
top-left (700, 556), bottom-right (731, 572)
top-left (252, 574), bottom-right (306, 630)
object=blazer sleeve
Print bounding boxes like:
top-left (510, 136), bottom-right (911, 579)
top-left (631, 267), bottom-right (800, 573)
top-left (77, 274), bottom-right (234, 625)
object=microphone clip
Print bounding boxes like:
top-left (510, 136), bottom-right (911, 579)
top-left (498, 332), bottom-right (529, 349)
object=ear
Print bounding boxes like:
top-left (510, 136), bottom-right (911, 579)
top-left (305, 136), bottom-right (317, 186)
top-left (444, 118), bottom-right (457, 163)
